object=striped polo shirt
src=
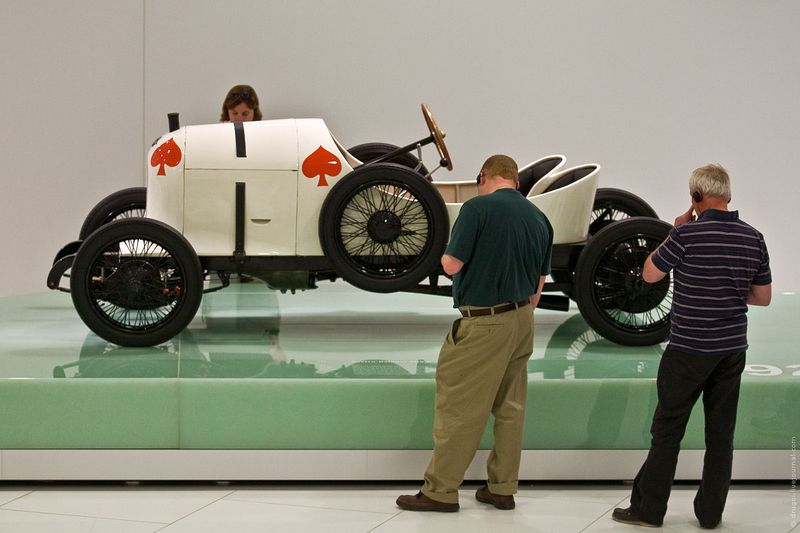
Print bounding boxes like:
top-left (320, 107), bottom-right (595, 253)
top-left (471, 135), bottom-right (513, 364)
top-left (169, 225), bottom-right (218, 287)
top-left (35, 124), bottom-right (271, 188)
top-left (651, 209), bottom-right (771, 355)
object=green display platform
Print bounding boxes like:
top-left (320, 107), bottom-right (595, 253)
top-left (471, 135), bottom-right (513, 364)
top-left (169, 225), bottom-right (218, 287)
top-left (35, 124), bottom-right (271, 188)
top-left (0, 283), bottom-right (797, 452)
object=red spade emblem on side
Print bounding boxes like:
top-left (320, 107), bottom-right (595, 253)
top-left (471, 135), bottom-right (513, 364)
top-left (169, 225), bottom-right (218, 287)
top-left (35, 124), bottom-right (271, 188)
top-left (150, 138), bottom-right (182, 176)
top-left (302, 146), bottom-right (342, 187)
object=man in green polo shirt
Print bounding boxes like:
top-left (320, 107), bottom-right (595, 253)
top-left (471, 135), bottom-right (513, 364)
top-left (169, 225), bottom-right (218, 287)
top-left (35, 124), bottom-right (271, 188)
top-left (397, 154), bottom-right (553, 512)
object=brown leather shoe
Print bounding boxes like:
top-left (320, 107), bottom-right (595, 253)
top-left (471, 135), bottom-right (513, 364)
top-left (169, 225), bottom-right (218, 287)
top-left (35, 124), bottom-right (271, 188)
top-left (475, 485), bottom-right (515, 510)
top-left (612, 507), bottom-right (661, 527)
top-left (396, 491), bottom-right (459, 512)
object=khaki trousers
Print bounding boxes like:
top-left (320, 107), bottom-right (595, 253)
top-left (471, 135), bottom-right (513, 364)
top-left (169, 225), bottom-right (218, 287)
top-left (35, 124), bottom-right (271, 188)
top-left (421, 305), bottom-right (534, 504)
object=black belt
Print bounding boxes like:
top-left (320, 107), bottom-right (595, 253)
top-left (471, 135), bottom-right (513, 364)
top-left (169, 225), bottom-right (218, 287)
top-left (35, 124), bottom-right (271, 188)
top-left (460, 299), bottom-right (530, 317)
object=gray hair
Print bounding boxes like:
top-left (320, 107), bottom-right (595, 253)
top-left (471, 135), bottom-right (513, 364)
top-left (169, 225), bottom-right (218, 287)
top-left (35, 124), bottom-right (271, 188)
top-left (689, 163), bottom-right (731, 201)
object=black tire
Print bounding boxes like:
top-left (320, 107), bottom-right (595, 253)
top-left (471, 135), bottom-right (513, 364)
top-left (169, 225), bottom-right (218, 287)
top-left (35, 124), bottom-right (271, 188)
top-left (79, 187), bottom-right (147, 240)
top-left (574, 217), bottom-right (672, 346)
top-left (70, 218), bottom-right (203, 347)
top-left (589, 188), bottom-right (658, 236)
top-left (348, 143), bottom-right (429, 177)
top-left (319, 163), bottom-right (448, 293)
top-left (552, 188), bottom-right (658, 299)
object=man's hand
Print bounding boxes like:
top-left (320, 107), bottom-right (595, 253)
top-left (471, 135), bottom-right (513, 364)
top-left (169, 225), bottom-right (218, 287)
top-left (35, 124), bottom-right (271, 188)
top-left (530, 276), bottom-right (547, 310)
top-left (674, 206), bottom-right (695, 226)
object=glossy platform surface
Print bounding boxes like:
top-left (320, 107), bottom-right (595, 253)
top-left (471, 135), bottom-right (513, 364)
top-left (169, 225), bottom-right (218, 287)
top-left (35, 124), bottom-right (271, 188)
top-left (0, 283), bottom-right (797, 450)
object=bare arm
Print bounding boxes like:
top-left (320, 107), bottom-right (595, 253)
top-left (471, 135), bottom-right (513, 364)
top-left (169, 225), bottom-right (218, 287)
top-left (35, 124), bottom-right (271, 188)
top-left (642, 253), bottom-right (668, 283)
top-left (441, 254), bottom-right (464, 276)
top-left (642, 207), bottom-right (692, 283)
top-left (530, 276), bottom-right (547, 310)
top-left (747, 283), bottom-right (772, 306)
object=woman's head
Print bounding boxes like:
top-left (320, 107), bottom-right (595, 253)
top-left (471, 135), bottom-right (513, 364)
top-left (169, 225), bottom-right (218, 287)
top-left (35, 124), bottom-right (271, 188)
top-left (220, 85), bottom-right (262, 122)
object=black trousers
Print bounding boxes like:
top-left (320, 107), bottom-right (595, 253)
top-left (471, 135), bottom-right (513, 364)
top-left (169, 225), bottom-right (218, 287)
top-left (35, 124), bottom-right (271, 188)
top-left (630, 348), bottom-right (746, 526)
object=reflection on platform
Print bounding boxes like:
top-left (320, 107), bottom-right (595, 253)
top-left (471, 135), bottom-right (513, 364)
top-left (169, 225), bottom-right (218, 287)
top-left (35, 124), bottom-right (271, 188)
top-left (52, 297), bottom-right (666, 380)
top-left (530, 314), bottom-right (663, 380)
top-left (0, 283), bottom-right (795, 384)
top-left (53, 284), bottom-right (441, 379)
top-left (54, 333), bottom-right (440, 380)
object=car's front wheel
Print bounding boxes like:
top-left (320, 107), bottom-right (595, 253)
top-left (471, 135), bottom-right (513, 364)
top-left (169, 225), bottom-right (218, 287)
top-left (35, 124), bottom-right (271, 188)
top-left (348, 142), bottom-right (429, 177)
top-left (319, 163), bottom-right (449, 293)
top-left (79, 187), bottom-right (147, 240)
top-left (70, 218), bottom-right (203, 347)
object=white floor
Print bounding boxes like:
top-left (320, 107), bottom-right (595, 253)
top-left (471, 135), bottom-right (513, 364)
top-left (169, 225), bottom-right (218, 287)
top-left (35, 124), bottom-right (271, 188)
top-left (0, 482), bottom-right (795, 532)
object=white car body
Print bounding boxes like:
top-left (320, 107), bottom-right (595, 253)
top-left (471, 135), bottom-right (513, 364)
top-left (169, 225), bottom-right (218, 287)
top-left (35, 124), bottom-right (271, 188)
top-left (434, 157), bottom-right (599, 245)
top-left (52, 109), bottom-right (678, 350)
top-left (147, 119), bottom-right (356, 257)
top-left (146, 119), bottom-right (599, 258)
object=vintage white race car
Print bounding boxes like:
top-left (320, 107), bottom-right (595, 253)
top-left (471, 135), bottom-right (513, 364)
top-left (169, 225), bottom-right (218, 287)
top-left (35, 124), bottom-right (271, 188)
top-left (49, 105), bottom-right (671, 348)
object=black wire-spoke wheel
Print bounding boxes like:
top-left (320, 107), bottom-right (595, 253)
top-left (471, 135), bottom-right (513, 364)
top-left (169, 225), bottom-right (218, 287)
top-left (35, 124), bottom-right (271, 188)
top-left (553, 188), bottom-right (658, 300)
top-left (79, 187), bottom-right (147, 240)
top-left (575, 217), bottom-right (672, 346)
top-left (319, 163), bottom-right (448, 292)
top-left (348, 142), bottom-right (429, 177)
top-left (589, 188), bottom-right (658, 236)
top-left (70, 218), bottom-right (202, 347)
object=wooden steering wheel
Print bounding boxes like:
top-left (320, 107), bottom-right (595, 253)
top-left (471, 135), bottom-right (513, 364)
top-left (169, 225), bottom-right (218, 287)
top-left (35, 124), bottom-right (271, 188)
top-left (421, 104), bottom-right (453, 171)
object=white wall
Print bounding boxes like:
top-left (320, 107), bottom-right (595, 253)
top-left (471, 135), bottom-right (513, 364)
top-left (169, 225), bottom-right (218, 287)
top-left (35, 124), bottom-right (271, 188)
top-left (2, 0), bottom-right (798, 296)
top-left (1, 1), bottom-right (143, 296)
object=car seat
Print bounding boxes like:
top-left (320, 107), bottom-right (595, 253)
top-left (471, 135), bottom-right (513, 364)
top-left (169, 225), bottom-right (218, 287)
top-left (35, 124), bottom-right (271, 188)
top-left (518, 155), bottom-right (566, 196)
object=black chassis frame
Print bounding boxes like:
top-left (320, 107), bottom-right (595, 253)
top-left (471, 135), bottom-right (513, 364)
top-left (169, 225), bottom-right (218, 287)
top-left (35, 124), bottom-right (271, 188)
top-left (196, 241), bottom-right (576, 314)
top-left (50, 238), bottom-right (579, 312)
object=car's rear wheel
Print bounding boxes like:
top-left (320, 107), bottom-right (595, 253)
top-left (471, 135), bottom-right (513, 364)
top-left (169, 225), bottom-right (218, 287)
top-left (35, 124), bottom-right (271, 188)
top-left (319, 163), bottom-right (448, 293)
top-left (70, 218), bottom-right (202, 347)
top-left (79, 187), bottom-right (147, 240)
top-left (552, 188), bottom-right (659, 299)
top-left (574, 217), bottom-right (672, 346)
top-left (589, 188), bottom-right (657, 236)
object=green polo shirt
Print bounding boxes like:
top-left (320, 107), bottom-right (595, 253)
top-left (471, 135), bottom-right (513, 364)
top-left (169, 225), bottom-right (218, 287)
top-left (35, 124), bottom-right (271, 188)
top-left (446, 188), bottom-right (553, 308)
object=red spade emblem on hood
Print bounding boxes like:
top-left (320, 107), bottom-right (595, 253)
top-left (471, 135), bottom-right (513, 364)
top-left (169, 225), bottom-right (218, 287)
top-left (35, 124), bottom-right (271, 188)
top-left (150, 138), bottom-right (182, 176)
top-left (302, 146), bottom-right (342, 187)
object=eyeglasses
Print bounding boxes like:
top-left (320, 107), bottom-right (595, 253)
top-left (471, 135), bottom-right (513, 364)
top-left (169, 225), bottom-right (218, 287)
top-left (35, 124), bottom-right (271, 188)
top-left (476, 172), bottom-right (483, 184)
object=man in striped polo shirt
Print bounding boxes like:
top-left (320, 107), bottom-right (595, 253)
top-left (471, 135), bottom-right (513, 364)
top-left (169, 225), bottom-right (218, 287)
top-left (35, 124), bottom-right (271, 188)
top-left (613, 164), bottom-right (772, 529)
